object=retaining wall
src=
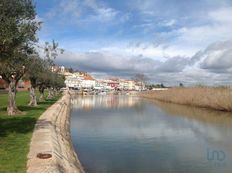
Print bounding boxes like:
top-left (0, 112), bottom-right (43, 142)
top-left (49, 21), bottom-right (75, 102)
top-left (27, 92), bottom-right (85, 173)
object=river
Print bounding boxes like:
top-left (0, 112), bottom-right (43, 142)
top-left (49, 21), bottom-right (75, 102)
top-left (70, 95), bottom-right (232, 173)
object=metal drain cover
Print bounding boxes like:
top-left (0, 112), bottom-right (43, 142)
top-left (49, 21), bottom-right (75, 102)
top-left (37, 153), bottom-right (52, 159)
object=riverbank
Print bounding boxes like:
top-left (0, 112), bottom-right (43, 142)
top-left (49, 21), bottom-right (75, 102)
top-left (139, 87), bottom-right (232, 112)
top-left (27, 91), bottom-right (85, 173)
top-left (0, 91), bottom-right (60, 173)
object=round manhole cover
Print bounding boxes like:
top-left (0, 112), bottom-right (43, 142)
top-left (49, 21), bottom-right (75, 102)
top-left (37, 153), bottom-right (52, 159)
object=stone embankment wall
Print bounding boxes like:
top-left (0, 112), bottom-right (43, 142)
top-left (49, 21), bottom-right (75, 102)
top-left (27, 92), bottom-right (85, 173)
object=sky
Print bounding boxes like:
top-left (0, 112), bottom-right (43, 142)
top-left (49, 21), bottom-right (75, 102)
top-left (34, 0), bottom-right (232, 86)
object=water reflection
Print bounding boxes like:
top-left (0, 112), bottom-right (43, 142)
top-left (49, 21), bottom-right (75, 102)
top-left (71, 96), bottom-right (232, 173)
top-left (71, 95), bottom-right (141, 111)
top-left (148, 99), bottom-right (232, 125)
top-left (147, 99), bottom-right (232, 149)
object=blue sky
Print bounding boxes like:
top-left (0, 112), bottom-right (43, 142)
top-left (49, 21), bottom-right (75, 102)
top-left (35, 0), bottom-right (232, 85)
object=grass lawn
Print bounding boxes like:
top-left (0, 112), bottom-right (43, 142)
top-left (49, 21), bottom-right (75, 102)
top-left (0, 90), bottom-right (61, 173)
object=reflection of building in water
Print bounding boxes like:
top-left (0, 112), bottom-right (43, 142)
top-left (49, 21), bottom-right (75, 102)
top-left (71, 96), bottom-right (140, 110)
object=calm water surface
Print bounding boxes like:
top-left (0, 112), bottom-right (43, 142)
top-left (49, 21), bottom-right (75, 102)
top-left (70, 95), bottom-right (232, 173)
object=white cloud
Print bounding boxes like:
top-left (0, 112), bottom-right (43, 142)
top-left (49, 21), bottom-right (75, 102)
top-left (56, 50), bottom-right (160, 75)
top-left (208, 7), bottom-right (232, 23)
top-left (85, 7), bottom-right (118, 23)
top-left (149, 7), bottom-right (232, 59)
top-left (46, 0), bottom-right (120, 24)
top-left (55, 40), bottom-right (232, 86)
top-left (47, 0), bottom-right (81, 19)
top-left (162, 19), bottom-right (176, 27)
top-left (200, 41), bottom-right (232, 72)
top-left (39, 0), bottom-right (232, 86)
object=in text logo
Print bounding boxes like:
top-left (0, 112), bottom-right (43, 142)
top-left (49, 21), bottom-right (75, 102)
top-left (207, 148), bottom-right (226, 161)
top-left (207, 148), bottom-right (227, 168)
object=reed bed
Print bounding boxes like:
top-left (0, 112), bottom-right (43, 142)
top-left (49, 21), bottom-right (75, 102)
top-left (140, 87), bottom-right (232, 112)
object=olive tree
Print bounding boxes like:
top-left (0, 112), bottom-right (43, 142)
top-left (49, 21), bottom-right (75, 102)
top-left (46, 72), bottom-right (64, 99)
top-left (42, 40), bottom-right (64, 99)
top-left (25, 56), bottom-right (46, 106)
top-left (52, 73), bottom-right (65, 94)
top-left (36, 70), bottom-right (65, 100)
top-left (37, 69), bottom-right (51, 101)
top-left (0, 0), bottom-right (40, 115)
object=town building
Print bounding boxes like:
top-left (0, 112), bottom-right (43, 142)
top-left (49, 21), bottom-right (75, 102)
top-left (65, 72), bottom-right (96, 89)
top-left (63, 69), bottom-right (145, 91)
top-left (81, 74), bottom-right (95, 89)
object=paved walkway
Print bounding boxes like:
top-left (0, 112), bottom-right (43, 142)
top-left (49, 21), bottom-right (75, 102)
top-left (27, 93), bottom-right (85, 173)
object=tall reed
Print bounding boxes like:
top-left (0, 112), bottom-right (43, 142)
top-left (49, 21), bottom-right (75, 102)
top-left (140, 87), bottom-right (232, 112)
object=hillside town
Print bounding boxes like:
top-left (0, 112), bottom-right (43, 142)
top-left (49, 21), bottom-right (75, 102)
top-left (0, 65), bottom-right (145, 92)
top-left (59, 66), bottom-right (145, 92)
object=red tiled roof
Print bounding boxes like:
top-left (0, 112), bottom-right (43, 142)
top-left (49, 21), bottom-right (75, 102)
top-left (83, 74), bottom-right (95, 80)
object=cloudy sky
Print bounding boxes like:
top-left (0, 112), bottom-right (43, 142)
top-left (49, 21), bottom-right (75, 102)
top-left (35, 0), bottom-right (232, 86)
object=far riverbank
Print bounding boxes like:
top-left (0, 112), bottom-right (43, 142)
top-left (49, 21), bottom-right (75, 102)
top-left (139, 87), bottom-right (232, 112)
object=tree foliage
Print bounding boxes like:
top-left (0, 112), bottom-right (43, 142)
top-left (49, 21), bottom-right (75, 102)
top-left (0, 0), bottom-right (41, 115)
top-left (0, 0), bottom-right (41, 82)
top-left (0, 0), bottom-right (65, 114)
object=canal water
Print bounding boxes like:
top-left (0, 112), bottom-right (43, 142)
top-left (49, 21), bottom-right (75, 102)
top-left (70, 95), bottom-right (232, 173)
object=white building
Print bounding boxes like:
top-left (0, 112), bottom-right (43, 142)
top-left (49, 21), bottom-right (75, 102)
top-left (65, 72), bottom-right (96, 89)
top-left (65, 76), bottom-right (82, 89)
top-left (81, 74), bottom-right (95, 89)
top-left (94, 80), bottom-right (106, 90)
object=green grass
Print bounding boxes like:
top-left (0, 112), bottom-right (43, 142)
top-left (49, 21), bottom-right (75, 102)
top-left (0, 90), bottom-right (61, 173)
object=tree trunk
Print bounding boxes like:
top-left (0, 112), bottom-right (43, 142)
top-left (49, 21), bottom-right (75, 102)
top-left (39, 86), bottom-right (45, 101)
top-left (39, 91), bottom-right (44, 101)
top-left (54, 89), bottom-right (58, 96)
top-left (47, 88), bottom-right (53, 99)
top-left (7, 80), bottom-right (18, 115)
top-left (28, 86), bottom-right (37, 106)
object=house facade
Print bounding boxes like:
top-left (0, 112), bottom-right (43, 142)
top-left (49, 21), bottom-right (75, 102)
top-left (65, 72), bottom-right (96, 89)
top-left (81, 74), bottom-right (95, 89)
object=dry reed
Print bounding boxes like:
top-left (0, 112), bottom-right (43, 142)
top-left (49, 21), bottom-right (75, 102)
top-left (140, 87), bottom-right (232, 112)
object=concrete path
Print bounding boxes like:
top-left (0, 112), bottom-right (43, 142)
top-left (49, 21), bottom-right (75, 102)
top-left (27, 93), bottom-right (85, 173)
